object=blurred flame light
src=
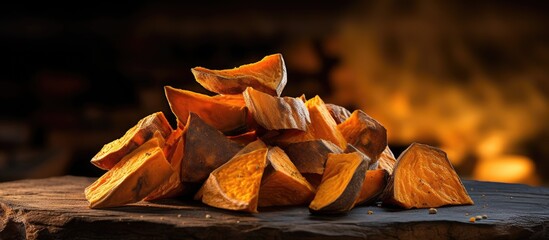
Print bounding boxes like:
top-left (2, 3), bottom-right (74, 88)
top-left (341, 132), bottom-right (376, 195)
top-left (474, 155), bottom-right (539, 185)
top-left (326, 0), bottom-right (547, 185)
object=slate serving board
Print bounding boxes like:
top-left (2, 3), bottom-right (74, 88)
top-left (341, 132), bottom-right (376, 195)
top-left (0, 176), bottom-right (548, 240)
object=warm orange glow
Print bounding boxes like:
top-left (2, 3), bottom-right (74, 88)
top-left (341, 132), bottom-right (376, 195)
top-left (475, 133), bottom-right (506, 159)
top-left (324, 2), bottom-right (547, 185)
top-left (474, 156), bottom-right (539, 185)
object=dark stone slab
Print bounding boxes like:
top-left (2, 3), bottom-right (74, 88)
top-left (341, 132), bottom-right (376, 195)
top-left (1, 176), bottom-right (548, 239)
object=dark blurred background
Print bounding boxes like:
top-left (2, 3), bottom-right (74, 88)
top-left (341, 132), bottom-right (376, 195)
top-left (0, 1), bottom-right (547, 185)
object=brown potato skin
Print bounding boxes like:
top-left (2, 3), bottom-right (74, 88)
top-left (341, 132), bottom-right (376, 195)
top-left (180, 113), bottom-right (242, 184)
top-left (325, 103), bottom-right (352, 124)
top-left (258, 147), bottom-right (315, 207)
top-left (309, 157), bottom-right (368, 215)
top-left (164, 86), bottom-right (248, 135)
top-left (243, 87), bottom-right (311, 131)
top-left (338, 110), bottom-right (387, 162)
top-left (285, 140), bottom-right (342, 187)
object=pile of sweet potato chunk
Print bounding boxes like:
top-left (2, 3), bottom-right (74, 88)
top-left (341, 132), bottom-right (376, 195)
top-left (85, 54), bottom-right (473, 214)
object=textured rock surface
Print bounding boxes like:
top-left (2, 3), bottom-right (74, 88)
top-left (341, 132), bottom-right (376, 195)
top-left (0, 176), bottom-right (548, 239)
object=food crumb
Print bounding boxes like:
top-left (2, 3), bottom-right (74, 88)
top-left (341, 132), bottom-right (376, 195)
top-left (367, 210), bottom-right (374, 215)
top-left (236, 220), bottom-right (240, 223)
top-left (205, 214), bottom-right (212, 219)
top-left (177, 214), bottom-right (181, 218)
top-left (140, 215), bottom-right (144, 218)
top-left (475, 215), bottom-right (482, 220)
top-left (482, 214), bottom-right (488, 219)
top-left (469, 217), bottom-right (476, 223)
top-left (465, 213), bottom-right (469, 216)
top-left (428, 208), bottom-right (437, 214)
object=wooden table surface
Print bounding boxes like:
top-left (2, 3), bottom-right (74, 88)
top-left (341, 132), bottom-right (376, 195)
top-left (0, 176), bottom-right (548, 240)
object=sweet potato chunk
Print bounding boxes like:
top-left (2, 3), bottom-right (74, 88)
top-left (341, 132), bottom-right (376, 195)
top-left (243, 87), bottom-right (310, 131)
top-left (258, 147), bottom-right (315, 207)
top-left (309, 152), bottom-right (368, 214)
top-left (375, 146), bottom-right (397, 175)
top-left (180, 113), bottom-right (242, 184)
top-left (91, 112), bottom-right (172, 170)
top-left (325, 103), bottom-right (352, 124)
top-left (145, 131), bottom-right (186, 201)
top-left (85, 137), bottom-right (173, 208)
top-left (354, 169), bottom-right (389, 206)
top-left (285, 139), bottom-right (343, 187)
top-left (192, 53), bottom-right (287, 96)
top-left (273, 96), bottom-right (347, 149)
top-left (197, 148), bottom-right (269, 213)
top-left (338, 110), bottom-right (387, 162)
top-left (383, 143), bottom-right (474, 209)
top-left (194, 140), bottom-right (267, 201)
top-left (164, 86), bottom-right (248, 134)
top-left (167, 133), bottom-right (184, 174)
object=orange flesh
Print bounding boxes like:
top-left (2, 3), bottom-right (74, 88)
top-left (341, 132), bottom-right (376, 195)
top-left (354, 169), bottom-right (388, 205)
top-left (180, 113), bottom-right (243, 183)
top-left (377, 146), bottom-right (397, 175)
top-left (164, 86), bottom-right (247, 133)
top-left (235, 139), bottom-right (268, 157)
top-left (145, 135), bottom-right (186, 201)
top-left (391, 143), bottom-right (473, 209)
top-left (192, 54), bottom-right (287, 96)
top-left (274, 96), bottom-right (347, 149)
top-left (169, 136), bottom-right (184, 174)
top-left (243, 87), bottom-right (310, 131)
top-left (91, 112), bottom-right (172, 170)
top-left (309, 152), bottom-right (363, 210)
top-left (200, 148), bottom-right (268, 212)
top-left (211, 94), bottom-right (247, 106)
top-left (216, 149), bottom-right (267, 203)
top-left (268, 147), bottom-right (304, 178)
top-left (259, 173), bottom-right (314, 207)
top-left (85, 137), bottom-right (173, 208)
top-left (152, 131), bottom-right (166, 146)
top-left (86, 137), bottom-right (163, 198)
top-left (337, 110), bottom-right (387, 161)
top-left (259, 147), bottom-right (315, 207)
top-left (305, 96), bottom-right (347, 149)
top-left (162, 127), bottom-right (184, 161)
top-left (285, 139), bottom-right (342, 177)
